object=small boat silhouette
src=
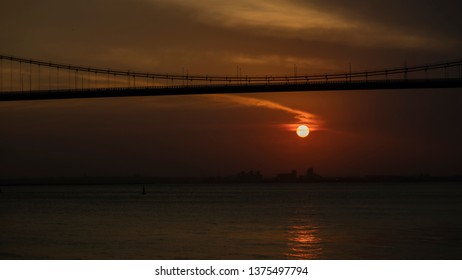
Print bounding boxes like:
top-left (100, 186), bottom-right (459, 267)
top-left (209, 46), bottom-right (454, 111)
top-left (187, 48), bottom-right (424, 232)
top-left (142, 185), bottom-right (147, 195)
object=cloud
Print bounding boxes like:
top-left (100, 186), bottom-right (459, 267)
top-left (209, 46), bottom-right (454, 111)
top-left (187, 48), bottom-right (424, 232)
top-left (229, 54), bottom-right (334, 69)
top-left (214, 1), bottom-right (349, 30)
top-left (211, 94), bottom-right (323, 131)
top-left (2, 0), bottom-right (460, 81)
top-left (149, 0), bottom-right (353, 31)
top-left (147, 0), bottom-right (439, 49)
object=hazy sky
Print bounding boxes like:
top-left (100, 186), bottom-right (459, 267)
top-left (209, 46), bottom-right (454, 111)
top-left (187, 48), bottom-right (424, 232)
top-left (1, 0), bottom-right (461, 177)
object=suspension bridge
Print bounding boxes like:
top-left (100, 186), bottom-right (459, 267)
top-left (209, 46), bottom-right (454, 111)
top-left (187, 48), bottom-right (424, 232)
top-left (1, 54), bottom-right (462, 101)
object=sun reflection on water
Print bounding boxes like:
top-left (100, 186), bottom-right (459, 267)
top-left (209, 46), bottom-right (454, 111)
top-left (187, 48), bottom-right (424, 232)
top-left (285, 224), bottom-right (323, 259)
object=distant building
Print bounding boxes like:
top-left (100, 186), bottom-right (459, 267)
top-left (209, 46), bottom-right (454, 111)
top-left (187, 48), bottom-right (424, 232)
top-left (234, 170), bottom-right (263, 182)
top-left (275, 169), bottom-right (297, 182)
top-left (300, 167), bottom-right (322, 182)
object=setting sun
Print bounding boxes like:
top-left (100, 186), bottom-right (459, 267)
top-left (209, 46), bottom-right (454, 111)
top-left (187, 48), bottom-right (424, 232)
top-left (296, 125), bottom-right (310, 138)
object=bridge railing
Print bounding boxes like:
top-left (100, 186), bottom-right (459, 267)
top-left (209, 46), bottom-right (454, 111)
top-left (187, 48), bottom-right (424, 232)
top-left (1, 54), bottom-right (462, 93)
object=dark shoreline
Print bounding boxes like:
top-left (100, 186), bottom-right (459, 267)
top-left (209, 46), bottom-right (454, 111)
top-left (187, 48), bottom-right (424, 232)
top-left (1, 175), bottom-right (461, 186)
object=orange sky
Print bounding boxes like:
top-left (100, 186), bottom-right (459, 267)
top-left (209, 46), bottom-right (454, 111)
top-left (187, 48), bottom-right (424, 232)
top-left (0, 89), bottom-right (460, 177)
top-left (0, 0), bottom-right (461, 177)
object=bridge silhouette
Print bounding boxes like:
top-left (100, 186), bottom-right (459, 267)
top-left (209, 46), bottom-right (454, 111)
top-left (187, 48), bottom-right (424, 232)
top-left (1, 54), bottom-right (462, 101)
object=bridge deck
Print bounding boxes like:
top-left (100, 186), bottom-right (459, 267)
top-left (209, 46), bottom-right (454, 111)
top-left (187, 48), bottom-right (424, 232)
top-left (1, 79), bottom-right (462, 101)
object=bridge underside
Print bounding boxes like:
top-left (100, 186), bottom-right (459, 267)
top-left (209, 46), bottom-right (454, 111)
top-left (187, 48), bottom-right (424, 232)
top-left (1, 79), bottom-right (462, 101)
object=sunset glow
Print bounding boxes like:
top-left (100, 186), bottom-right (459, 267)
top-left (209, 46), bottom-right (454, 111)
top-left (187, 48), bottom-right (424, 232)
top-left (0, 0), bottom-right (460, 178)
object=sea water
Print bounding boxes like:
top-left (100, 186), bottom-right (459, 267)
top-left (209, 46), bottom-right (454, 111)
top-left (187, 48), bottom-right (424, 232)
top-left (1, 182), bottom-right (461, 259)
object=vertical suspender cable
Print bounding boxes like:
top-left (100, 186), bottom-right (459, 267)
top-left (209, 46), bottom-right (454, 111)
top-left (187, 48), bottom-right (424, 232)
top-left (49, 64), bottom-right (52, 89)
top-left (0, 57), bottom-right (3, 92)
top-left (68, 67), bottom-right (71, 89)
top-left (10, 59), bottom-right (13, 91)
top-left (29, 62), bottom-right (32, 92)
top-left (19, 61), bottom-right (21, 92)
